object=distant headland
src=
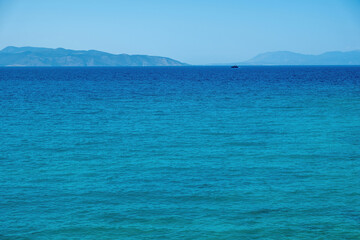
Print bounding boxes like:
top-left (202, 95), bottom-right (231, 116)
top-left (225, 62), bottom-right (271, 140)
top-left (228, 50), bottom-right (360, 66)
top-left (1, 46), bottom-right (360, 66)
top-left (0, 46), bottom-right (187, 67)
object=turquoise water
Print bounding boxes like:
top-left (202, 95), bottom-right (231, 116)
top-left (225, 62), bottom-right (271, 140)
top-left (1, 66), bottom-right (360, 239)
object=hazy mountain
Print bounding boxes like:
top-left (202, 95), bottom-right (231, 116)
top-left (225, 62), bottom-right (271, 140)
top-left (0, 46), bottom-right (187, 66)
top-left (238, 50), bottom-right (360, 65)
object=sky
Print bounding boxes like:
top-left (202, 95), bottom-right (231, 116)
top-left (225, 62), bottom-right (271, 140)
top-left (0, 0), bottom-right (359, 64)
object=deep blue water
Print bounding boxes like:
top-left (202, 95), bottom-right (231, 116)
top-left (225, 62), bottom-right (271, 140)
top-left (1, 66), bottom-right (360, 239)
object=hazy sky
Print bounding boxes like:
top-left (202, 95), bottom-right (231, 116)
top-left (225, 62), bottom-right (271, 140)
top-left (0, 0), bottom-right (359, 64)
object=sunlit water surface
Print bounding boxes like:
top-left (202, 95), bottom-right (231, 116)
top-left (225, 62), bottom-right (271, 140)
top-left (1, 66), bottom-right (360, 239)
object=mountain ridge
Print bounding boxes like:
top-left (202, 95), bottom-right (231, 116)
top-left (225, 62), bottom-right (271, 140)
top-left (238, 50), bottom-right (360, 65)
top-left (0, 46), bottom-right (187, 66)
top-left (1, 47), bottom-right (360, 66)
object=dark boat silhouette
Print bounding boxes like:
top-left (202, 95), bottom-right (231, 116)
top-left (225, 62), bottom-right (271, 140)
top-left (231, 65), bottom-right (239, 68)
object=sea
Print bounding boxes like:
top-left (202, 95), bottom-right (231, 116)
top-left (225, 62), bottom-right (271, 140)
top-left (0, 66), bottom-right (360, 239)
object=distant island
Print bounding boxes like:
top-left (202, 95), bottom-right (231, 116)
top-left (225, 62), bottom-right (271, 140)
top-left (234, 50), bottom-right (360, 66)
top-left (1, 46), bottom-right (360, 66)
top-left (0, 46), bottom-right (187, 67)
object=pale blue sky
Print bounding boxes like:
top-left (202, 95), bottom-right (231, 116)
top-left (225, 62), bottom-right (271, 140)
top-left (0, 0), bottom-right (359, 64)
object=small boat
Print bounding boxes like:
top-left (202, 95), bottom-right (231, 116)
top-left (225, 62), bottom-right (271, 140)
top-left (231, 65), bottom-right (239, 68)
